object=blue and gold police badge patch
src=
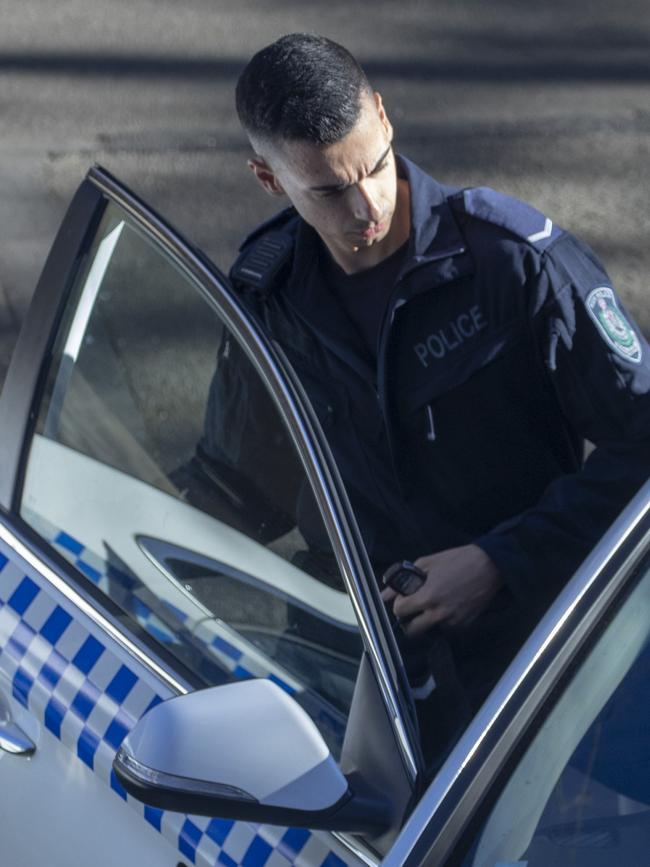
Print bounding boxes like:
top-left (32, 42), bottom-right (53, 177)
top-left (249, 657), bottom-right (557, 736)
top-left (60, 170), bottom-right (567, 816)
top-left (586, 287), bottom-right (642, 364)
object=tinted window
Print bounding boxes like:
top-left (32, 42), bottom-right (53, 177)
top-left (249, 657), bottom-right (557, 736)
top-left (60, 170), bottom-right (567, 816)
top-left (20, 201), bottom-right (362, 755)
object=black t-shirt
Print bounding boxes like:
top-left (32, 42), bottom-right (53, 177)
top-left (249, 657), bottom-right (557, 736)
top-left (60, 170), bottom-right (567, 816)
top-left (320, 241), bottom-right (408, 360)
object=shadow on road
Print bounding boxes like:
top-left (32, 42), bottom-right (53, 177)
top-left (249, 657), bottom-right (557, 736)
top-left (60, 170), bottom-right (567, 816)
top-left (1, 52), bottom-right (649, 83)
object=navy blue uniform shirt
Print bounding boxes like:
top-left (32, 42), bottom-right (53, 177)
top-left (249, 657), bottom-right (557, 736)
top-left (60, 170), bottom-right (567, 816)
top-left (208, 157), bottom-right (650, 700)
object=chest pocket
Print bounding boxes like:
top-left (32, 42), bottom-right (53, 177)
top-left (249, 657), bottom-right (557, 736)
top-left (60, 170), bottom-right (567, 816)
top-left (399, 319), bottom-right (516, 421)
top-left (398, 331), bottom-right (571, 535)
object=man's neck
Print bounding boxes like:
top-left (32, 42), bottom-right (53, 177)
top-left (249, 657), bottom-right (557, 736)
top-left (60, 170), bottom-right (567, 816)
top-left (327, 177), bottom-right (411, 275)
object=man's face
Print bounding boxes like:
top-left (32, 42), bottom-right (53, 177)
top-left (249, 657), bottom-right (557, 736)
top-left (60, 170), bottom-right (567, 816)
top-left (249, 92), bottom-right (407, 272)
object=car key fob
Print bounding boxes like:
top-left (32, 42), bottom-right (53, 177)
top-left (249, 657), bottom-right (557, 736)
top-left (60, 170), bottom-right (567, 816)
top-left (382, 560), bottom-right (426, 596)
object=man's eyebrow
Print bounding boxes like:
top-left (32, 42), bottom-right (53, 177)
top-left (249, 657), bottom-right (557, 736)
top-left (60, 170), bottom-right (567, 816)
top-left (309, 144), bottom-right (392, 192)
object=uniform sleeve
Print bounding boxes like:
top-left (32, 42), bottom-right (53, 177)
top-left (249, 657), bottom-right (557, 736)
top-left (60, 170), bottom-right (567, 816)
top-left (475, 232), bottom-right (650, 611)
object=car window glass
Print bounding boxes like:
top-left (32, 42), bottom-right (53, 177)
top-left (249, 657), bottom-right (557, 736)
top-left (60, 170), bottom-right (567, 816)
top-left (463, 551), bottom-right (650, 867)
top-left (19, 201), bottom-right (362, 757)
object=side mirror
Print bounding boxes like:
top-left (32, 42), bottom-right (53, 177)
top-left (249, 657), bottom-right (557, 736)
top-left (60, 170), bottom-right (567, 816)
top-left (113, 679), bottom-right (389, 833)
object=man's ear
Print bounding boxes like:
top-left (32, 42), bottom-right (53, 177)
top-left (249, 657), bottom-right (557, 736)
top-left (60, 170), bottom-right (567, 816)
top-left (247, 157), bottom-right (285, 197)
top-left (373, 91), bottom-right (393, 142)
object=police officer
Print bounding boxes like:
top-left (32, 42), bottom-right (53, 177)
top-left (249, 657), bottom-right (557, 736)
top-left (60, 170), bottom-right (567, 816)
top-left (218, 33), bottom-right (650, 711)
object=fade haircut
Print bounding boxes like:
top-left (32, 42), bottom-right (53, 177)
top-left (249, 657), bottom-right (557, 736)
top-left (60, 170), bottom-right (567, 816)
top-left (236, 34), bottom-right (372, 147)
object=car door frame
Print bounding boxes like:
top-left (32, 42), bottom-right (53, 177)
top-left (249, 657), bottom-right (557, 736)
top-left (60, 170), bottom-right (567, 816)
top-left (383, 477), bottom-right (650, 866)
top-left (0, 165), bottom-right (424, 861)
top-left (0, 178), bottom-right (200, 695)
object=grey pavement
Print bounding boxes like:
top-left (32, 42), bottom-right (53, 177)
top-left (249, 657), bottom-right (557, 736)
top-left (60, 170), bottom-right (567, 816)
top-left (1, 0), bottom-right (649, 388)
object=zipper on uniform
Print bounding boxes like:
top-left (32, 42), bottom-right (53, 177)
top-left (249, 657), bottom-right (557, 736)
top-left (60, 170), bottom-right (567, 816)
top-left (426, 404), bottom-right (436, 442)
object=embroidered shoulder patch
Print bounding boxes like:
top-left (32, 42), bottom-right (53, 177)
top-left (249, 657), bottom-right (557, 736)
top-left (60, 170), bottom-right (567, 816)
top-left (586, 287), bottom-right (642, 363)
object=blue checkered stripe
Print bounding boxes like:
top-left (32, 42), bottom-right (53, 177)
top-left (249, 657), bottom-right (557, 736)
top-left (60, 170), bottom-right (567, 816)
top-left (0, 543), bottom-right (353, 866)
top-left (29, 511), bottom-right (347, 750)
top-left (30, 509), bottom-right (305, 688)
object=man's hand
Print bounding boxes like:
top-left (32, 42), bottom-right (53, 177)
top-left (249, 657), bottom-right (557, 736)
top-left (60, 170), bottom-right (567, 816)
top-left (381, 544), bottom-right (502, 636)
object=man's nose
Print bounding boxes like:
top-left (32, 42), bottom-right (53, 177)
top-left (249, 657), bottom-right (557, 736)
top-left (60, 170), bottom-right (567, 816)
top-left (352, 179), bottom-right (383, 223)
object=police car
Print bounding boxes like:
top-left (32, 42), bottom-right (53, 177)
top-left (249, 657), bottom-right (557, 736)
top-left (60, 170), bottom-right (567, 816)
top-left (1, 167), bottom-right (649, 867)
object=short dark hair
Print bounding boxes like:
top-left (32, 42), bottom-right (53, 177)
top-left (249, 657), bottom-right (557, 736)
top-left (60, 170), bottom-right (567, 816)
top-left (236, 33), bottom-right (371, 146)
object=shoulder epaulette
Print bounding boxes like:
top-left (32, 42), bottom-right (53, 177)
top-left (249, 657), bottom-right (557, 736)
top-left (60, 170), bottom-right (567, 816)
top-left (451, 187), bottom-right (563, 251)
top-left (231, 207), bottom-right (299, 296)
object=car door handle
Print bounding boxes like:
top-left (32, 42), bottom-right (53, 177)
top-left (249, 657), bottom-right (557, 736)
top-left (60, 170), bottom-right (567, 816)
top-left (0, 720), bottom-right (36, 756)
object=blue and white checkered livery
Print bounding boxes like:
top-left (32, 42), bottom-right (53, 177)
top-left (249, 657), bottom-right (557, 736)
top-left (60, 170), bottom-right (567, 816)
top-left (0, 536), bottom-right (354, 866)
top-left (25, 510), bottom-right (348, 755)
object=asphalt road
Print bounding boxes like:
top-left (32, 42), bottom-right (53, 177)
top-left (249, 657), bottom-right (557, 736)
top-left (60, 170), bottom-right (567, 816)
top-left (1, 0), bottom-right (649, 388)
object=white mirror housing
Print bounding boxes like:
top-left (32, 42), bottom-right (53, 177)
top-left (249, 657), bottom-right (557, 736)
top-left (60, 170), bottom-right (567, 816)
top-left (114, 679), bottom-right (389, 832)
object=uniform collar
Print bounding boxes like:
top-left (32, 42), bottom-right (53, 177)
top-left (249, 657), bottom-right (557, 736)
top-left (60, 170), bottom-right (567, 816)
top-left (287, 156), bottom-right (471, 293)
top-left (396, 155), bottom-right (473, 291)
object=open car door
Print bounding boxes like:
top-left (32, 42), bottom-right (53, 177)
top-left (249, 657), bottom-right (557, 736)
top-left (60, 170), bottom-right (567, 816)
top-left (0, 167), bottom-right (422, 867)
